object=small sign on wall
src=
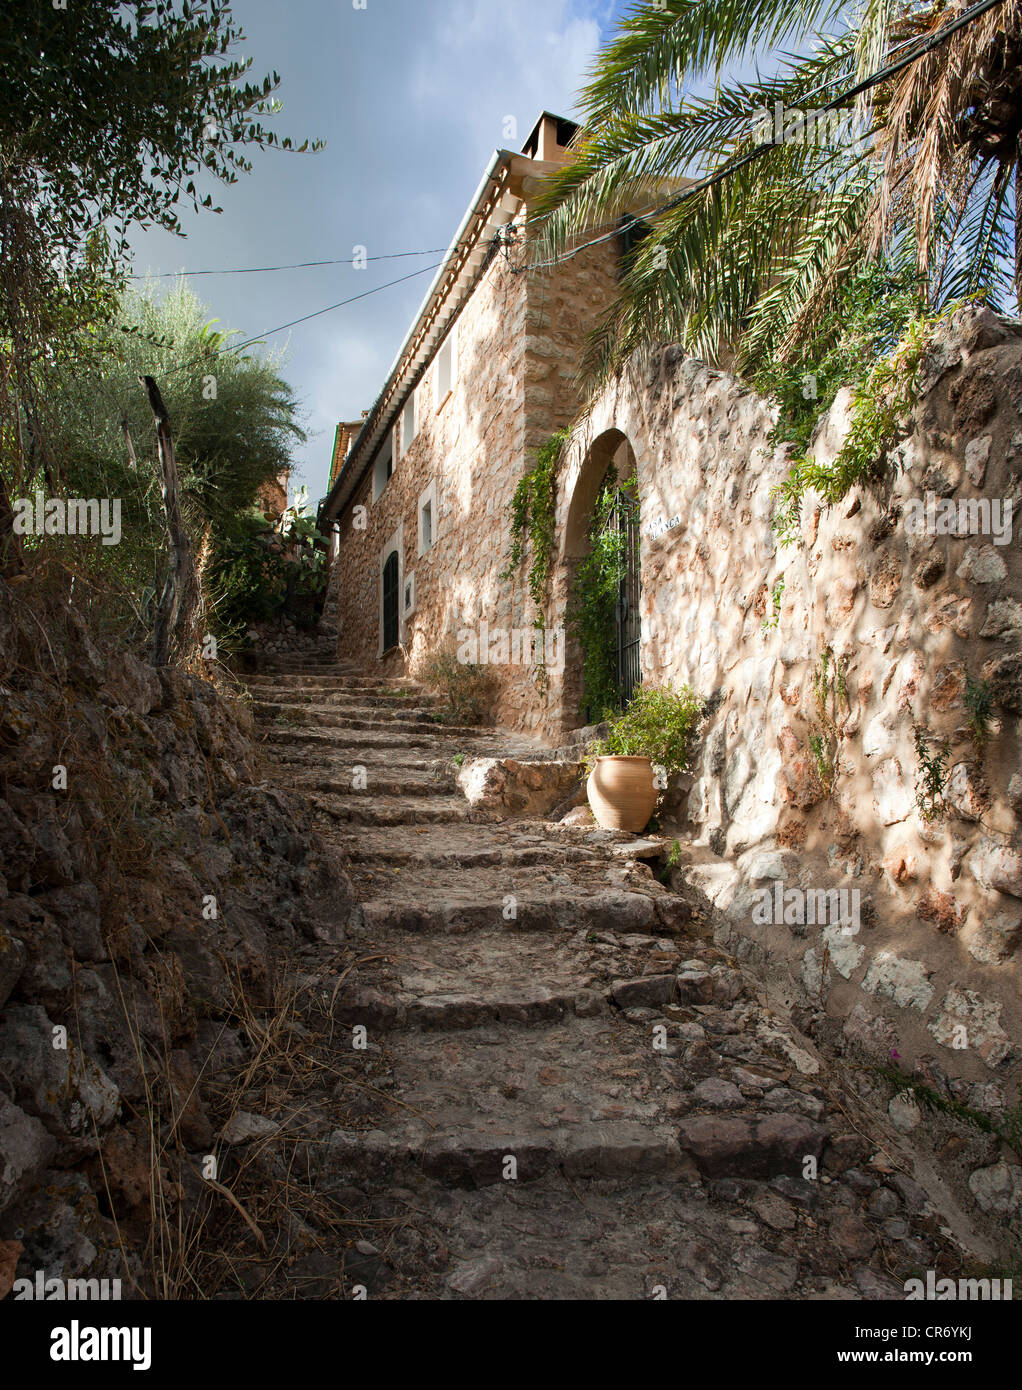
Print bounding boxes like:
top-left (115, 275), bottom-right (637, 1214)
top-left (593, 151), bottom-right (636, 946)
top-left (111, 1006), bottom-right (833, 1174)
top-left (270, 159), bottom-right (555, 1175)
top-left (647, 513), bottom-right (682, 541)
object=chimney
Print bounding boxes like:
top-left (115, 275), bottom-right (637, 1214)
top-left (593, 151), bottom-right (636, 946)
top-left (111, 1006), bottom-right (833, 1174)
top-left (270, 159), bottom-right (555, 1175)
top-left (521, 113), bottom-right (579, 164)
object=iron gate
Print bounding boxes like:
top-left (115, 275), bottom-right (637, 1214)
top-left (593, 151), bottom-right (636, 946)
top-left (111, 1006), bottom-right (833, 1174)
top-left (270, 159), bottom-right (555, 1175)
top-left (605, 485), bottom-right (641, 708)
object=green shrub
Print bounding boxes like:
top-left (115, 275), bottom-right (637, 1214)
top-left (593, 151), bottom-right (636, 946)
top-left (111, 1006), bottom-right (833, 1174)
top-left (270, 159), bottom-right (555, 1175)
top-left (770, 302), bottom-right (967, 546)
top-left (418, 640), bottom-right (493, 726)
top-left (502, 428), bottom-right (567, 614)
top-left (584, 683), bottom-right (703, 779)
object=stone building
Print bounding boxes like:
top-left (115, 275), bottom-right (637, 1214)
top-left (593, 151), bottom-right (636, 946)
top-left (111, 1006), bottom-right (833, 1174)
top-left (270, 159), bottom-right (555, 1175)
top-left (318, 112), bottom-right (623, 732)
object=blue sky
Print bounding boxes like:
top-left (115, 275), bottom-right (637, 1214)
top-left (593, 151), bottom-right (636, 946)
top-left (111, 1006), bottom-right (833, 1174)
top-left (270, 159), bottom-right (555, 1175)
top-left (128, 0), bottom-right (633, 504)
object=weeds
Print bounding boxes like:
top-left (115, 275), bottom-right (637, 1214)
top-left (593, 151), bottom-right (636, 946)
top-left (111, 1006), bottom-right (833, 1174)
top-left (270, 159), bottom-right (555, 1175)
top-left (964, 673), bottom-right (993, 752)
top-left (915, 728), bottom-right (951, 820)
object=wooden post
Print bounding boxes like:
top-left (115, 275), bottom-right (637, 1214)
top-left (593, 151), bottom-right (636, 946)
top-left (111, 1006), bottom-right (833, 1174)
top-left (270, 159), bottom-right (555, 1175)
top-left (120, 415), bottom-right (137, 471)
top-left (142, 375), bottom-right (199, 666)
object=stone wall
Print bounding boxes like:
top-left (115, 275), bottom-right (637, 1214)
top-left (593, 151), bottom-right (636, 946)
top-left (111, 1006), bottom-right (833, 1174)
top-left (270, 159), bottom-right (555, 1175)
top-left (323, 222), bottom-right (618, 734)
top-left (552, 306), bottom-right (1022, 1104)
top-left (0, 581), bottom-right (351, 1295)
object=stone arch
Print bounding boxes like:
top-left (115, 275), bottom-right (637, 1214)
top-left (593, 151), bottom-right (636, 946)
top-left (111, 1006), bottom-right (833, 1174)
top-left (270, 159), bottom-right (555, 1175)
top-left (553, 420), bottom-right (643, 729)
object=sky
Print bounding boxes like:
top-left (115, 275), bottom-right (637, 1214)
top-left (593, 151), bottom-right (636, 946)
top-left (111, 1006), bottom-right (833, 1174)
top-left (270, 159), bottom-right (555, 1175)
top-left (128, 0), bottom-right (633, 506)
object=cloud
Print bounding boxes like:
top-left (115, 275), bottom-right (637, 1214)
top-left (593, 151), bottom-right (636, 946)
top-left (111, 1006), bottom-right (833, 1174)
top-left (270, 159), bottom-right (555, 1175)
top-left (128, 0), bottom-right (611, 503)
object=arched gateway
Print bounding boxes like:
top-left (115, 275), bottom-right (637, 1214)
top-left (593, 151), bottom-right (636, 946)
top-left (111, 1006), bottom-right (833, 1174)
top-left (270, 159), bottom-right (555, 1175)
top-left (556, 426), bottom-right (642, 726)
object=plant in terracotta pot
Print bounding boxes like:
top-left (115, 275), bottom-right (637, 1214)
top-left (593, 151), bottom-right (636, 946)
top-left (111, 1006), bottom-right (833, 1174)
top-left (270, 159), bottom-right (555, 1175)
top-left (584, 684), bottom-right (703, 832)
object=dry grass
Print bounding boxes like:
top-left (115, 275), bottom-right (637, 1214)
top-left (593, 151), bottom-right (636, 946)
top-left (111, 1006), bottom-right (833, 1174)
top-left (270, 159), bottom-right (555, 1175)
top-left (88, 942), bottom-right (425, 1300)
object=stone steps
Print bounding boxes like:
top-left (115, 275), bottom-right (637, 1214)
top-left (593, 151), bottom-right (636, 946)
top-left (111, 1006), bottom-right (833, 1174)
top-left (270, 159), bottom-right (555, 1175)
top-left (238, 658), bottom-right (966, 1300)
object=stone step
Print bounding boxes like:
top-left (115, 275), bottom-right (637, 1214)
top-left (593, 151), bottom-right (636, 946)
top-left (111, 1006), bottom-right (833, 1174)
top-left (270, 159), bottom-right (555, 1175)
top-left (258, 728), bottom-right (548, 763)
top-left (298, 933), bottom-right (584, 1030)
top-left (258, 708), bottom-right (481, 736)
top-left (309, 792), bottom-right (472, 826)
top-left (371, 1175), bottom-right (755, 1299)
top-left (296, 923), bottom-right (678, 1031)
top-left (338, 838), bottom-right (603, 869)
top-left (277, 772), bottom-right (457, 799)
top-left (312, 1015), bottom-right (685, 1187)
top-left (260, 728), bottom-right (473, 754)
top-left (254, 700), bottom-right (443, 725)
top-left (250, 690), bottom-right (436, 710)
top-left (323, 819), bottom-right (641, 861)
top-left (246, 674), bottom-right (418, 691)
top-left (246, 658), bottom-right (346, 673)
top-left (352, 884), bottom-right (688, 936)
top-left (324, 1120), bottom-right (684, 1188)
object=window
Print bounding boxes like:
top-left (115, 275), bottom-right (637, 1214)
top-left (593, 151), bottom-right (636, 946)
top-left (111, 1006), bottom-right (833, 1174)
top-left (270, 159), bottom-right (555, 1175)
top-left (434, 329), bottom-right (456, 408)
top-left (403, 571), bottom-right (416, 616)
top-left (417, 481), bottom-right (437, 557)
top-left (373, 434), bottom-right (394, 501)
top-left (401, 393), bottom-right (416, 455)
top-left (382, 550), bottom-right (399, 651)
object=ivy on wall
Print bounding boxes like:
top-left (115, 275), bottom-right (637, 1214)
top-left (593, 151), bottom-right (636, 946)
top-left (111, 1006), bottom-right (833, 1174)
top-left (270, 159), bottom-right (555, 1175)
top-left (502, 427), bottom-right (568, 619)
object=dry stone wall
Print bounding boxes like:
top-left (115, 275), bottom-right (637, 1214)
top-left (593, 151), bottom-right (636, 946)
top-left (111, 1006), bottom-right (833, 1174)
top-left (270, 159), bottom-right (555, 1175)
top-left (0, 584), bottom-right (352, 1294)
top-left (554, 306), bottom-right (1022, 1106)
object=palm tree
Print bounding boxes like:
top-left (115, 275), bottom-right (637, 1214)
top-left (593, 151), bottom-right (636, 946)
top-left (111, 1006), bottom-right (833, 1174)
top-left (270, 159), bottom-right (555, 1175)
top-left (869, 0), bottom-right (1022, 298)
top-left (530, 0), bottom-right (1021, 392)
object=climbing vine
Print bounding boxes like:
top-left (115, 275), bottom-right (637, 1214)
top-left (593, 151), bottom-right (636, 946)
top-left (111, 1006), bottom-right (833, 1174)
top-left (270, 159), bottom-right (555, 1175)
top-left (502, 428), bottom-right (568, 617)
top-left (770, 302), bottom-right (968, 546)
top-left (567, 468), bottom-right (638, 722)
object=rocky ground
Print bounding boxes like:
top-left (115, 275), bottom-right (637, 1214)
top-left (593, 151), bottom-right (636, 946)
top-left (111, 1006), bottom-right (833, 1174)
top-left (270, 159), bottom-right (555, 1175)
top-left (244, 655), bottom-right (1015, 1300)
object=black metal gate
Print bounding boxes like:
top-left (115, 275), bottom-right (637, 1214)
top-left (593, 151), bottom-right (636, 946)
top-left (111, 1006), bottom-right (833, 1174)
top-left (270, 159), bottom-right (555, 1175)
top-left (605, 486), bottom-right (641, 707)
top-left (382, 550), bottom-right (399, 652)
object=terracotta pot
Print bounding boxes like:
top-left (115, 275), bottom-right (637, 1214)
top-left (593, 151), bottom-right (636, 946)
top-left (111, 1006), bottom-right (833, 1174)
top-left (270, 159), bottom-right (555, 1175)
top-left (586, 755), bottom-right (657, 832)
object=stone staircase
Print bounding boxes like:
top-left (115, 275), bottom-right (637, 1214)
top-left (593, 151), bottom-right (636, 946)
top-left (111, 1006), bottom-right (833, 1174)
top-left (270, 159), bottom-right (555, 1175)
top-left (246, 661), bottom-right (979, 1300)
